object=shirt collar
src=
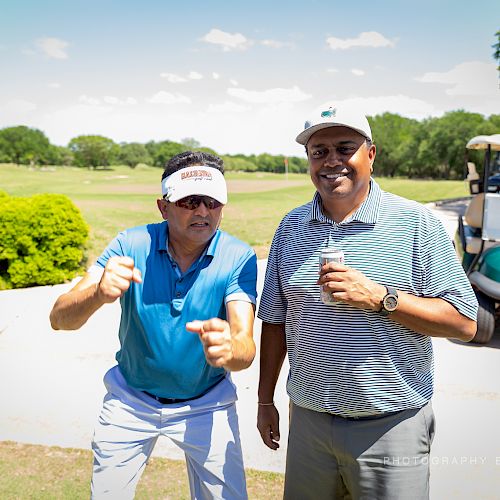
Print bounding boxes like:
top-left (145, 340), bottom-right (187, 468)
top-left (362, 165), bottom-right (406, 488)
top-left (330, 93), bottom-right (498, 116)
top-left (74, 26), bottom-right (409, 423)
top-left (302, 178), bottom-right (382, 225)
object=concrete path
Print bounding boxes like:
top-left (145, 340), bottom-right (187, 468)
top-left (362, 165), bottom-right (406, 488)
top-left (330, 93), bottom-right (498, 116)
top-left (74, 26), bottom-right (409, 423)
top-left (1, 202), bottom-right (499, 499)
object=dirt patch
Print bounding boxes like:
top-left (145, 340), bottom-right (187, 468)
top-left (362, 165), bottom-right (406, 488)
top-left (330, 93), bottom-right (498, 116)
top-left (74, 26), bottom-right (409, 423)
top-left (95, 179), bottom-right (308, 195)
top-left (93, 184), bottom-right (159, 194)
top-left (227, 179), bottom-right (307, 193)
top-left (74, 199), bottom-right (130, 208)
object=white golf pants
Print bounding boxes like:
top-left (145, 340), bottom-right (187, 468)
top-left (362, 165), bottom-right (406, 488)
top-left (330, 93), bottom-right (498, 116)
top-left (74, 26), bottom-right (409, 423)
top-left (91, 365), bottom-right (247, 500)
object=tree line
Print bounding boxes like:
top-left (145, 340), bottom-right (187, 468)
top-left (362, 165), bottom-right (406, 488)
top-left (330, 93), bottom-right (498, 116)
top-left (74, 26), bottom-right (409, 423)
top-left (0, 110), bottom-right (498, 179)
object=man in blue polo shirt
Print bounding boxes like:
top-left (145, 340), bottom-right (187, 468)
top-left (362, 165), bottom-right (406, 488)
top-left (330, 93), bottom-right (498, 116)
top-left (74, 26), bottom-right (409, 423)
top-left (256, 103), bottom-right (478, 499)
top-left (50, 151), bottom-right (257, 499)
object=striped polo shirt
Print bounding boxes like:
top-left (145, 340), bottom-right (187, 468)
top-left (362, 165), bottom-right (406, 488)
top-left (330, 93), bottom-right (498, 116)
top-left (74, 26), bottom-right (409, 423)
top-left (258, 179), bottom-right (477, 417)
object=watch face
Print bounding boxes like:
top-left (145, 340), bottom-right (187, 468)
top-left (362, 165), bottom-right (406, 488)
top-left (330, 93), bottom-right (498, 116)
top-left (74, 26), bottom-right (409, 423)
top-left (384, 295), bottom-right (398, 312)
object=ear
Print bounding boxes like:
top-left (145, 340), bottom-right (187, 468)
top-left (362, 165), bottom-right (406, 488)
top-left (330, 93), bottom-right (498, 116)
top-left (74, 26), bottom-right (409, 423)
top-left (157, 198), bottom-right (169, 220)
top-left (368, 143), bottom-right (376, 173)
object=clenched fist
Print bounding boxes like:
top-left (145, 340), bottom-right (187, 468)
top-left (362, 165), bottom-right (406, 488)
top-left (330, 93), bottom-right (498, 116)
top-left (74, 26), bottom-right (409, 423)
top-left (186, 318), bottom-right (233, 368)
top-left (98, 256), bottom-right (142, 303)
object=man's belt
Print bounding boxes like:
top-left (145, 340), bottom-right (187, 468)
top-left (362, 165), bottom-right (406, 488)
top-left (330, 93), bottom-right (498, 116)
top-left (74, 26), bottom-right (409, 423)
top-left (143, 391), bottom-right (197, 405)
top-left (142, 377), bottom-right (225, 405)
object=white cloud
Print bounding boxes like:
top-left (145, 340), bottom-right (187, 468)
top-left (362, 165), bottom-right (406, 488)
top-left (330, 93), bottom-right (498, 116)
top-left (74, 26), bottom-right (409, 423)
top-left (261, 39), bottom-right (294, 49)
top-left (230, 79), bottom-right (239, 86)
top-left (103, 96), bottom-right (119, 105)
top-left (25, 98), bottom-right (306, 155)
top-left (160, 71), bottom-right (203, 82)
top-left (103, 96), bottom-right (137, 105)
top-left (188, 71), bottom-right (203, 80)
top-left (326, 31), bottom-right (395, 50)
top-left (416, 61), bottom-right (498, 96)
top-left (326, 68), bottom-right (339, 74)
top-left (333, 95), bottom-right (439, 120)
top-left (228, 85), bottom-right (312, 104)
top-left (0, 99), bottom-right (38, 132)
top-left (201, 28), bottom-right (252, 51)
top-left (207, 101), bottom-right (250, 113)
top-left (212, 72), bottom-right (220, 80)
top-left (351, 69), bottom-right (365, 76)
top-left (79, 95), bottom-right (101, 106)
top-left (147, 91), bottom-right (191, 105)
top-left (0, 99), bottom-right (37, 115)
top-left (78, 95), bottom-right (137, 106)
top-left (36, 37), bottom-right (69, 59)
top-left (48, 82), bottom-right (61, 89)
top-left (160, 72), bottom-right (187, 83)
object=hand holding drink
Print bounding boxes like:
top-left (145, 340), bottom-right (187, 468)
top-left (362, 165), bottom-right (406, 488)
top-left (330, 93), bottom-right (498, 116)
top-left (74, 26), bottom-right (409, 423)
top-left (319, 248), bottom-right (345, 304)
top-left (318, 250), bottom-right (387, 311)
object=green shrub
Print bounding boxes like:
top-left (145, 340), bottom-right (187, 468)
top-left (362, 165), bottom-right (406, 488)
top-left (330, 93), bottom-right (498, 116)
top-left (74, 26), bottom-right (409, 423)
top-left (0, 194), bottom-right (89, 289)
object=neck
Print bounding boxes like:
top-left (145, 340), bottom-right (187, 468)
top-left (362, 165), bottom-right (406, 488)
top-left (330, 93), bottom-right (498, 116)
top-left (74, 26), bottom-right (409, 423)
top-left (168, 236), bottom-right (209, 273)
top-left (321, 185), bottom-right (370, 223)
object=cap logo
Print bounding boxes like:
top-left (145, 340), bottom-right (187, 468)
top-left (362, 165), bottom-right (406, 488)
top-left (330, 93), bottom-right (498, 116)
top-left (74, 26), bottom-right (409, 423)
top-left (180, 169), bottom-right (213, 182)
top-left (320, 107), bottom-right (336, 118)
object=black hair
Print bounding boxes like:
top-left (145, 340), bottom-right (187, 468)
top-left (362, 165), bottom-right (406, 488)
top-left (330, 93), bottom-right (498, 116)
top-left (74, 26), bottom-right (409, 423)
top-left (161, 151), bottom-right (224, 181)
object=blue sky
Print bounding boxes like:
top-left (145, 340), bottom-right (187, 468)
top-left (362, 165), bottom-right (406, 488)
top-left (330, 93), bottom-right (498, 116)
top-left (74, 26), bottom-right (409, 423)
top-left (0, 0), bottom-right (499, 156)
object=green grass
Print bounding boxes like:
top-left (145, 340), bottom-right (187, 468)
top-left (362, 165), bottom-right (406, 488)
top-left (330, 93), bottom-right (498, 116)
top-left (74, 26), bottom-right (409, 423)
top-left (0, 441), bottom-right (284, 499)
top-left (375, 177), bottom-right (469, 203)
top-left (0, 163), bottom-right (468, 262)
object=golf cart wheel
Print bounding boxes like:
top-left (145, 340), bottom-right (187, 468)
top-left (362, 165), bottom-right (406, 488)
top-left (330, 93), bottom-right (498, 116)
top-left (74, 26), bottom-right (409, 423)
top-left (471, 291), bottom-right (495, 344)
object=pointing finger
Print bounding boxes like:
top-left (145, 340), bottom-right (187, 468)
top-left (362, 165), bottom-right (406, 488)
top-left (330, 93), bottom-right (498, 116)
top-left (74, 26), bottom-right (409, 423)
top-left (132, 267), bottom-right (142, 283)
top-left (186, 320), bottom-right (205, 335)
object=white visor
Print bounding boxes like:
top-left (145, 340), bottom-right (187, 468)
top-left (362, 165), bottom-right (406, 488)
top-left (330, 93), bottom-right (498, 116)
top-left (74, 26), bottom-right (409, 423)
top-left (161, 166), bottom-right (227, 204)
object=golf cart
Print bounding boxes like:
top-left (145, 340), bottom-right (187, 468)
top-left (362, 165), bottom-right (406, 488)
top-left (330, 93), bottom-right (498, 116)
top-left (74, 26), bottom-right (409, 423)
top-left (455, 134), bottom-right (500, 344)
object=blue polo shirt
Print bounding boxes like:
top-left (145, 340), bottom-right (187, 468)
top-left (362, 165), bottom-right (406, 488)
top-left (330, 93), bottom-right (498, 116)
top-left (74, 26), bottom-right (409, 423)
top-left (96, 221), bottom-right (257, 399)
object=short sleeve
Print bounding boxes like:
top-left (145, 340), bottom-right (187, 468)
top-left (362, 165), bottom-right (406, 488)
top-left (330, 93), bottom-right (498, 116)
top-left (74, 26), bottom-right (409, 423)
top-left (257, 218), bottom-right (288, 323)
top-left (95, 231), bottom-right (128, 269)
top-left (421, 211), bottom-right (478, 320)
top-left (225, 248), bottom-right (258, 305)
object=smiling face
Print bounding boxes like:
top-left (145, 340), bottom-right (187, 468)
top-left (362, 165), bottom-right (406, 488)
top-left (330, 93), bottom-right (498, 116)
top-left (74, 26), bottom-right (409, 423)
top-left (157, 196), bottom-right (224, 250)
top-left (307, 126), bottom-right (376, 221)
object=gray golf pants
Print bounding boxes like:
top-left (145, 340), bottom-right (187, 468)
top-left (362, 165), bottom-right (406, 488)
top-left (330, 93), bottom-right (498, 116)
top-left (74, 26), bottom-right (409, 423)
top-left (284, 401), bottom-right (435, 500)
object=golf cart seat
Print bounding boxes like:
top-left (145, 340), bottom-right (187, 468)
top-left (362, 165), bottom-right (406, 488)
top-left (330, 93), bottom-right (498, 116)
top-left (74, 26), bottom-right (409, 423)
top-left (466, 162), bottom-right (479, 181)
top-left (466, 162), bottom-right (482, 194)
top-left (463, 192), bottom-right (500, 254)
top-left (464, 193), bottom-right (484, 228)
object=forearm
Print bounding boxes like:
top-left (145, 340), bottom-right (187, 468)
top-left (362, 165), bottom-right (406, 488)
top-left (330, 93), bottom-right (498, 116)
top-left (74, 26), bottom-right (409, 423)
top-left (221, 300), bottom-right (256, 371)
top-left (225, 333), bottom-right (256, 371)
top-left (50, 283), bottom-right (104, 330)
top-left (258, 322), bottom-right (287, 403)
top-left (389, 291), bottom-right (476, 341)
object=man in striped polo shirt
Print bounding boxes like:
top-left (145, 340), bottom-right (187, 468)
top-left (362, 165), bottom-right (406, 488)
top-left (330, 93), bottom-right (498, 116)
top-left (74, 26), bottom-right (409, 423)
top-left (256, 103), bottom-right (478, 499)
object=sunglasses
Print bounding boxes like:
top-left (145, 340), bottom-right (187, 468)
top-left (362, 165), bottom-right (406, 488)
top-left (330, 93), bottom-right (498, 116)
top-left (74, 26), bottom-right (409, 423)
top-left (169, 195), bottom-right (223, 210)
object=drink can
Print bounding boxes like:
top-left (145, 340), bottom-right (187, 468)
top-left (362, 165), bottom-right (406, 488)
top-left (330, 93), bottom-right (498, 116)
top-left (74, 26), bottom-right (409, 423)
top-left (319, 248), bottom-right (344, 305)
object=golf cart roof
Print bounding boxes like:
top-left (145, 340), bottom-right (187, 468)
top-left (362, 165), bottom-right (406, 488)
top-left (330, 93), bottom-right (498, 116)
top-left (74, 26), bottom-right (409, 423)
top-left (466, 134), bottom-right (500, 151)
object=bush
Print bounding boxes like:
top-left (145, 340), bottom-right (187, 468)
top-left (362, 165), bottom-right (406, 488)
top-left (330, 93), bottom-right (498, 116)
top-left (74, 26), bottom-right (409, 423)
top-left (0, 194), bottom-right (89, 289)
